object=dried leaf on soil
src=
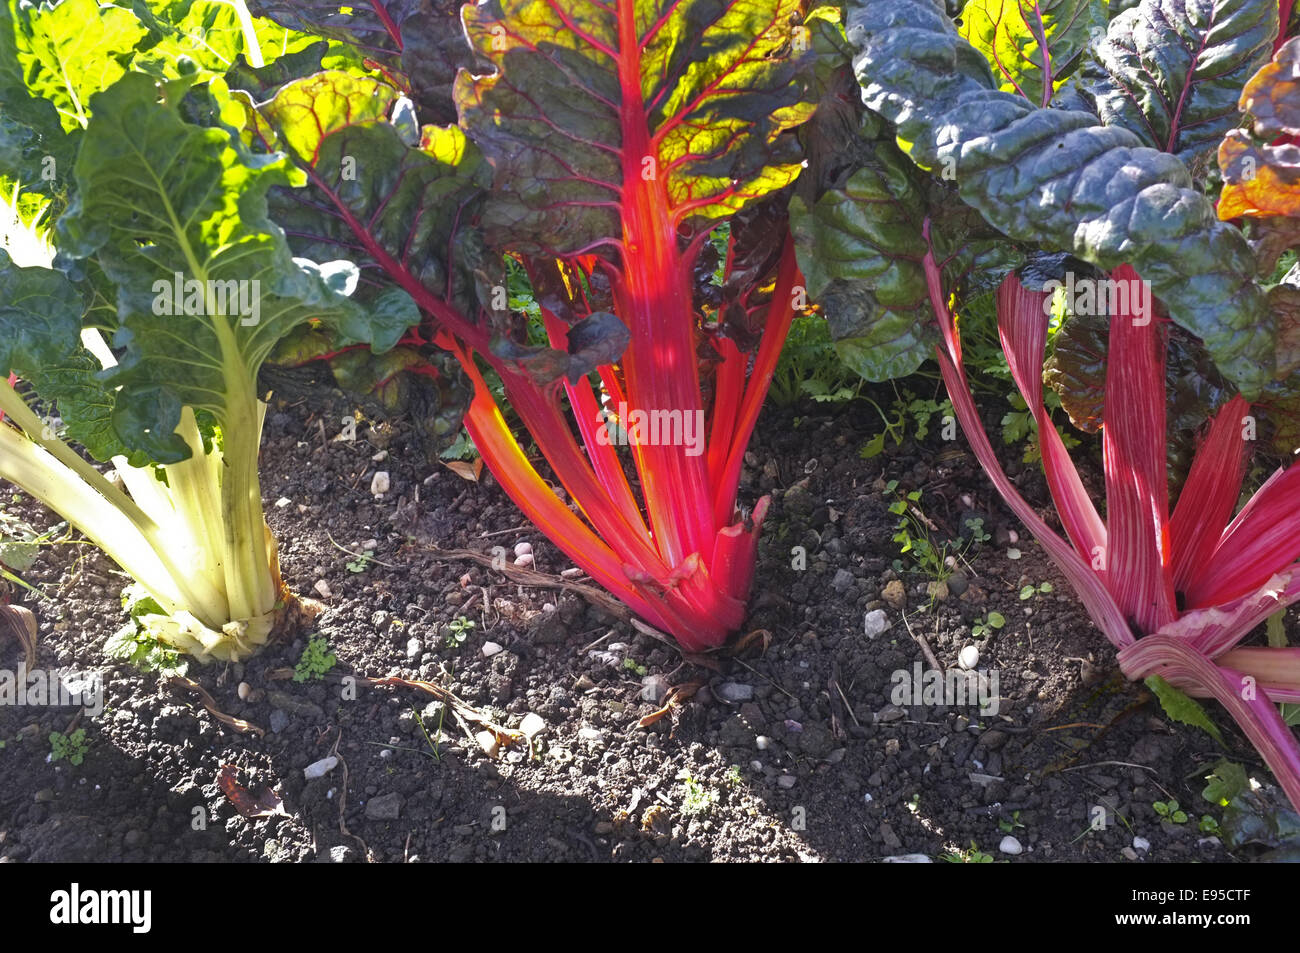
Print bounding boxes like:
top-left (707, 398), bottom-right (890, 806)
top-left (217, 764), bottom-right (288, 819)
top-left (0, 604), bottom-right (37, 668)
top-left (167, 676), bottom-right (265, 737)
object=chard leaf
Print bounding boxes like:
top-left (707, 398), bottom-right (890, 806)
top-left (0, 248), bottom-right (128, 460)
top-left (1219, 36), bottom-right (1300, 220)
top-left (790, 139), bottom-right (936, 381)
top-left (248, 0), bottom-right (421, 56)
top-left (398, 2), bottom-right (476, 126)
top-left (1091, 0), bottom-right (1278, 166)
top-left (0, 0), bottom-right (86, 198)
top-left (846, 0), bottom-right (1273, 399)
top-left (454, 0), bottom-right (817, 256)
top-left (254, 70), bottom-right (491, 322)
top-left (54, 72), bottom-right (405, 464)
top-left (958, 0), bottom-right (1105, 108)
top-left (127, 0), bottom-right (325, 82)
top-left (5, 0), bottom-right (147, 134)
top-left (790, 16), bottom-right (1017, 381)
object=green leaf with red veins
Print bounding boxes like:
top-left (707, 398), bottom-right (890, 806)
top-left (454, 0), bottom-right (817, 257)
top-left (958, 0), bottom-right (1104, 108)
top-left (247, 0), bottom-right (422, 56)
top-left (1092, 0), bottom-right (1278, 166)
top-left (255, 71), bottom-right (492, 324)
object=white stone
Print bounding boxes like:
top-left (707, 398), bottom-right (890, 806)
top-left (370, 471), bottom-right (390, 496)
top-left (863, 609), bottom-right (890, 639)
top-left (520, 713), bottom-right (545, 738)
top-left (482, 641), bottom-right (504, 658)
top-left (303, 756), bottom-right (339, 779)
top-left (958, 645), bottom-right (980, 670)
top-left (999, 835), bottom-right (1023, 855)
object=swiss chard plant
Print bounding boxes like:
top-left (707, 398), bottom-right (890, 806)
top-left (242, 0), bottom-right (819, 651)
top-left (795, 0), bottom-right (1300, 808)
top-left (0, 1), bottom-right (408, 660)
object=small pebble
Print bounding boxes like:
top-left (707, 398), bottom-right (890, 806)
top-left (1133, 836), bottom-right (1151, 852)
top-left (237, 682), bottom-right (251, 701)
top-left (514, 541), bottom-right (532, 557)
top-left (520, 713), bottom-right (545, 738)
top-left (958, 645), bottom-right (980, 670)
top-left (716, 682), bottom-right (754, 703)
top-left (998, 835), bottom-right (1023, 855)
top-left (777, 775), bottom-right (797, 789)
top-left (476, 730), bottom-right (500, 758)
top-left (482, 641), bottom-right (504, 658)
top-left (514, 553), bottom-right (534, 567)
top-left (370, 471), bottom-right (390, 496)
top-left (303, 756), bottom-right (339, 779)
top-left (863, 609), bottom-right (889, 639)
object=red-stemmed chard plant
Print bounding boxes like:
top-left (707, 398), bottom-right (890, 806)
top-left (928, 248), bottom-right (1300, 810)
top-left (253, 0), bottom-right (815, 651)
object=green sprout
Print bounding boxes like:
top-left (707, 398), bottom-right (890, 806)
top-left (293, 636), bottom-right (336, 683)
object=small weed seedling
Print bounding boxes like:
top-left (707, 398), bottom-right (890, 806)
top-left (1153, 799), bottom-right (1189, 824)
top-left (1019, 582), bottom-right (1054, 600)
top-left (447, 616), bottom-right (475, 649)
top-left (622, 657), bottom-right (648, 677)
top-left (346, 551), bottom-right (375, 573)
top-left (998, 810), bottom-right (1025, 834)
top-left (293, 636), bottom-right (336, 683)
top-left (941, 840), bottom-right (994, 863)
top-left (972, 612), bottom-right (1006, 639)
top-left (964, 517), bottom-right (991, 543)
top-left (49, 728), bottom-right (88, 766)
top-left (678, 774), bottom-right (718, 815)
top-left (884, 481), bottom-right (964, 583)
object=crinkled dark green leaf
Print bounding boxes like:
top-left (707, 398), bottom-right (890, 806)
top-left (959, 0), bottom-right (1104, 108)
top-left (1092, 0), bottom-right (1277, 167)
top-left (398, 3), bottom-right (475, 126)
top-left (790, 138), bottom-right (937, 381)
top-left (454, 0), bottom-right (817, 256)
top-left (54, 72), bottom-right (403, 464)
top-left (791, 63), bottom-right (1018, 384)
top-left (846, 0), bottom-right (1273, 398)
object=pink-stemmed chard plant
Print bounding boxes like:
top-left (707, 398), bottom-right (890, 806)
top-left (928, 248), bottom-right (1300, 810)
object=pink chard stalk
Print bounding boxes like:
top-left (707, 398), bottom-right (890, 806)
top-left (930, 254), bottom-right (1300, 811)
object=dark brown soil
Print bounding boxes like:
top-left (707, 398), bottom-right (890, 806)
top-left (0, 380), bottom-right (1282, 863)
